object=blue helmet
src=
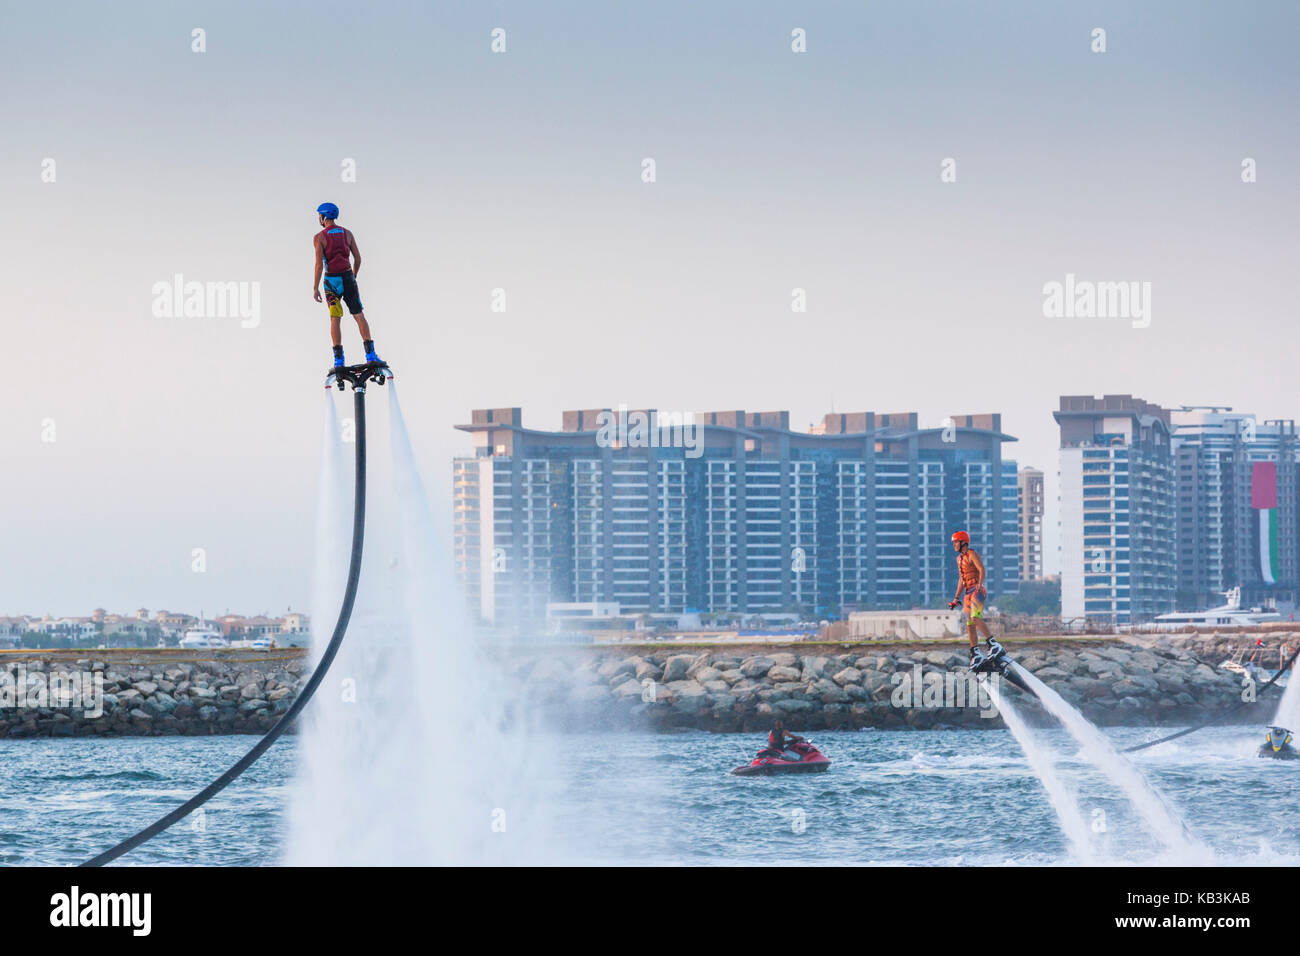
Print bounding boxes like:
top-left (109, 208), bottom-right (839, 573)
top-left (317, 202), bottom-right (339, 219)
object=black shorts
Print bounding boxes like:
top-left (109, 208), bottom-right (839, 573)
top-left (323, 271), bottom-right (364, 316)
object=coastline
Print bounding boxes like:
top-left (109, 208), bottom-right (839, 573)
top-left (2, 632), bottom-right (1288, 737)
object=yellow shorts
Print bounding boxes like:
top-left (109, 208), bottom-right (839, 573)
top-left (963, 586), bottom-right (987, 620)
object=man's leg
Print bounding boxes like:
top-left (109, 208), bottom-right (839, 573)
top-left (352, 311), bottom-right (372, 341)
top-left (330, 315), bottom-right (343, 347)
top-left (970, 587), bottom-right (996, 645)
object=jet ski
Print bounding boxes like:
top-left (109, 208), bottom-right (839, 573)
top-left (1258, 726), bottom-right (1300, 760)
top-left (732, 740), bottom-right (831, 776)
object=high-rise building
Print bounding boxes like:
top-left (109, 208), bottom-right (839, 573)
top-left (1017, 467), bottom-right (1045, 582)
top-left (1055, 395), bottom-right (1176, 626)
top-left (1171, 407), bottom-right (1299, 606)
top-left (454, 407), bottom-right (1020, 631)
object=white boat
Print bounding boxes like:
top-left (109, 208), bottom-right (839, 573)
top-left (227, 637), bottom-right (274, 650)
top-left (1148, 587), bottom-right (1282, 631)
top-left (180, 617), bottom-right (228, 649)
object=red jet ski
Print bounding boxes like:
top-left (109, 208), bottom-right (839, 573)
top-left (732, 740), bottom-right (831, 776)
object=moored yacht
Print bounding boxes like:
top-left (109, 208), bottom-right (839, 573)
top-left (1149, 587), bottom-right (1281, 631)
top-left (180, 616), bottom-right (228, 649)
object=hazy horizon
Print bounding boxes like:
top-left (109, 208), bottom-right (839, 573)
top-left (4, 0), bottom-right (1297, 616)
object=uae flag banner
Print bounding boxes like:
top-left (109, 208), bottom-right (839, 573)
top-left (1252, 461), bottom-right (1280, 585)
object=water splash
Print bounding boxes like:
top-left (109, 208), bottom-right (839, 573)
top-left (287, 385), bottom-right (554, 864)
top-left (1011, 664), bottom-right (1208, 860)
top-left (1271, 664), bottom-right (1300, 731)
top-left (984, 678), bottom-right (1095, 863)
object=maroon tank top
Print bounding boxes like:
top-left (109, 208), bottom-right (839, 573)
top-left (318, 227), bottom-right (352, 274)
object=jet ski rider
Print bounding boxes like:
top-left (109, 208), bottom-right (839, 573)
top-left (768, 719), bottom-right (805, 755)
top-left (1259, 726), bottom-right (1299, 759)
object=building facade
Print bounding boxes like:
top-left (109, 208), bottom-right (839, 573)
top-left (1171, 408), bottom-right (1299, 606)
top-left (1056, 395), bottom-right (1176, 626)
top-left (455, 407), bottom-right (1020, 631)
top-left (1017, 467), bottom-right (1045, 582)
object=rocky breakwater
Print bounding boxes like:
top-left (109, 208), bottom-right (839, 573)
top-left (1, 655), bottom-right (311, 737)
top-left (514, 634), bottom-right (1289, 732)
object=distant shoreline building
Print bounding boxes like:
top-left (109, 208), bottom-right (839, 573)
top-left (455, 407), bottom-right (1020, 632)
top-left (1017, 467), bottom-right (1044, 582)
top-left (1056, 395), bottom-right (1176, 626)
top-left (0, 608), bottom-right (310, 647)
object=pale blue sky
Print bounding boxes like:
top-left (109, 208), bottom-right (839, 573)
top-left (3, 1), bottom-right (1297, 615)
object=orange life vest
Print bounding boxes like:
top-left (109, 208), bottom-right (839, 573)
top-left (958, 550), bottom-right (980, 590)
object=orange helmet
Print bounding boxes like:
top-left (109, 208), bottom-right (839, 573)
top-left (951, 531), bottom-right (970, 546)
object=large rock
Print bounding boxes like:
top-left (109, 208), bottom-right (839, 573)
top-left (1155, 672), bottom-right (1187, 694)
top-left (662, 655), bottom-right (696, 683)
top-left (612, 678), bottom-right (644, 699)
top-left (667, 680), bottom-right (708, 712)
top-left (1111, 678), bottom-right (1151, 699)
top-left (740, 656), bottom-right (776, 678)
top-left (598, 657), bottom-right (639, 681)
top-left (832, 667), bottom-right (862, 687)
top-left (768, 665), bottom-right (801, 682)
top-left (775, 698), bottom-right (816, 714)
top-left (1132, 651), bottom-right (1162, 671)
top-left (1034, 666), bottom-right (1070, 682)
top-left (1069, 677), bottom-right (1112, 700)
top-left (800, 657), bottom-right (829, 681)
top-left (635, 659), bottom-right (663, 681)
top-left (813, 679), bottom-right (849, 704)
top-left (1085, 659), bottom-right (1119, 677)
top-left (1191, 664), bottom-right (1219, 683)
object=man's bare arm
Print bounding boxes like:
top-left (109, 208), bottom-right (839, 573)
top-left (312, 235), bottom-right (323, 298)
top-left (971, 549), bottom-right (986, 587)
top-left (347, 231), bottom-right (361, 276)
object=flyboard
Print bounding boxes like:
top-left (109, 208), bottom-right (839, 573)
top-left (969, 642), bottom-right (1035, 696)
top-left (327, 359), bottom-right (392, 390)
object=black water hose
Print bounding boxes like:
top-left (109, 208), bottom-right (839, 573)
top-left (1124, 644), bottom-right (1300, 754)
top-left (81, 389), bottom-right (368, 866)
